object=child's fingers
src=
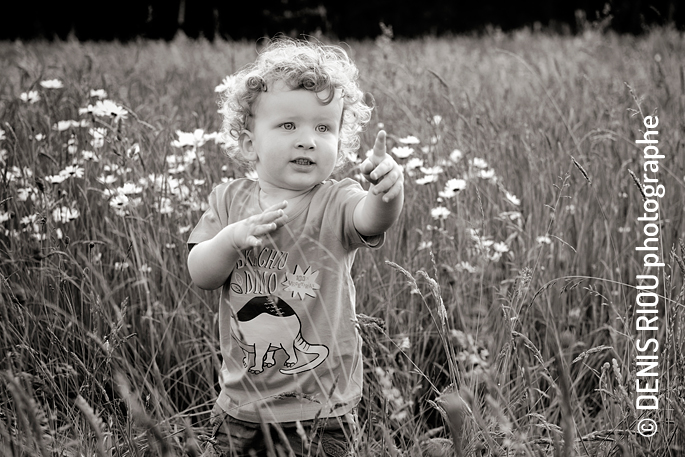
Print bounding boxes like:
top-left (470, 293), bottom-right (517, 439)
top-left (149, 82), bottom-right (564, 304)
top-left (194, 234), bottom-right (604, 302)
top-left (382, 180), bottom-right (403, 202)
top-left (262, 200), bottom-right (288, 213)
top-left (372, 130), bottom-right (387, 159)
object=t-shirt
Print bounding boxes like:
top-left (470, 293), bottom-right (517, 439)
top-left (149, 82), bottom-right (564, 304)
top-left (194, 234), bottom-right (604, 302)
top-left (188, 177), bottom-right (384, 423)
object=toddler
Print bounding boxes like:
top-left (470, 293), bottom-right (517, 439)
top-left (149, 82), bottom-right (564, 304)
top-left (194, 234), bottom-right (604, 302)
top-left (187, 38), bottom-right (404, 457)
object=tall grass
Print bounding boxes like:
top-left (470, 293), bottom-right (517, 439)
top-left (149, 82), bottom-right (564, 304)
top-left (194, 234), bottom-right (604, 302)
top-left (0, 27), bottom-right (683, 456)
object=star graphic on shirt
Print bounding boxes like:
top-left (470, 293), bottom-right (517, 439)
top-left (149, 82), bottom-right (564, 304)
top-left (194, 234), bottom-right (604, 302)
top-left (282, 265), bottom-right (320, 300)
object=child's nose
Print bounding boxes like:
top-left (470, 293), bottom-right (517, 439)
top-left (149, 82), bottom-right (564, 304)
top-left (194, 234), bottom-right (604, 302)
top-left (296, 136), bottom-right (316, 150)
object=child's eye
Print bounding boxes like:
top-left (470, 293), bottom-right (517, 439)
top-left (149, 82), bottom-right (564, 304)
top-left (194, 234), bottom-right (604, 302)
top-left (316, 125), bottom-right (329, 133)
top-left (281, 122), bottom-right (295, 130)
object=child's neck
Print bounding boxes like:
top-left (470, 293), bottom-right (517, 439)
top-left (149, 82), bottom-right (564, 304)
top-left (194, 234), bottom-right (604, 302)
top-left (258, 182), bottom-right (317, 212)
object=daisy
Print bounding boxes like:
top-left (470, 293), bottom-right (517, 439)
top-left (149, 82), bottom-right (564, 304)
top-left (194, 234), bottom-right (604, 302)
top-left (20, 91), bottom-right (40, 104)
top-left (449, 149), bottom-right (463, 163)
top-left (415, 174), bottom-right (438, 185)
top-left (431, 206), bottom-right (451, 220)
top-left (52, 206), bottom-right (80, 223)
top-left (398, 135), bottom-right (420, 145)
top-left (45, 174), bottom-right (68, 184)
top-left (172, 129), bottom-right (206, 149)
top-left (89, 89), bottom-right (107, 98)
top-left (471, 157), bottom-right (488, 169)
top-left (505, 191), bottom-right (521, 206)
top-left (40, 79), bottom-right (63, 89)
top-left (536, 236), bottom-right (552, 245)
top-left (493, 242), bottom-right (509, 253)
top-left (438, 178), bottom-right (467, 198)
top-left (391, 146), bottom-right (414, 158)
top-left (215, 75), bottom-right (236, 93)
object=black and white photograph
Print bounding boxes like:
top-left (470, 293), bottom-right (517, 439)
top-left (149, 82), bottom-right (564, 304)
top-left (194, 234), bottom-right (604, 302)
top-left (1, 1), bottom-right (684, 456)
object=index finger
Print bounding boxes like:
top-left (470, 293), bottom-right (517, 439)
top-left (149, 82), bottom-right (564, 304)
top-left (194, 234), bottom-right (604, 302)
top-left (372, 130), bottom-right (387, 159)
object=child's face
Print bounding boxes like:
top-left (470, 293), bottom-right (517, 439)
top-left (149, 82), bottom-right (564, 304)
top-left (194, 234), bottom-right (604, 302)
top-left (241, 80), bottom-right (343, 194)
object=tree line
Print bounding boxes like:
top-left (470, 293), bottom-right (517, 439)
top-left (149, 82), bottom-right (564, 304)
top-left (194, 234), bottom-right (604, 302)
top-left (2, 0), bottom-right (683, 41)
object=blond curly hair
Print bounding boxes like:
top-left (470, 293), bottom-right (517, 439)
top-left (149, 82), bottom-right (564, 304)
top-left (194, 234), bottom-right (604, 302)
top-left (217, 38), bottom-right (373, 168)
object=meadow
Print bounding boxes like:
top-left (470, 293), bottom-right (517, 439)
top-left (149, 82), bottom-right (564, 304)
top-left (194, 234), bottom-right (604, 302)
top-left (0, 26), bottom-right (684, 457)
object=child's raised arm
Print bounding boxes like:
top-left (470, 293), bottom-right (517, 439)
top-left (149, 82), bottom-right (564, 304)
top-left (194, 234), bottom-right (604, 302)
top-left (187, 201), bottom-right (288, 290)
top-left (354, 130), bottom-right (404, 237)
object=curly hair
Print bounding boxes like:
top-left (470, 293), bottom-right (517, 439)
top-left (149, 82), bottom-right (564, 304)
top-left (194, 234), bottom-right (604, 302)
top-left (217, 38), bottom-right (373, 168)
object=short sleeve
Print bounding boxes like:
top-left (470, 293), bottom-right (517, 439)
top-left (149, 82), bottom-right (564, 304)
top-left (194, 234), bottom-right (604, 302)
top-left (187, 185), bottom-right (226, 250)
top-left (324, 178), bottom-right (385, 251)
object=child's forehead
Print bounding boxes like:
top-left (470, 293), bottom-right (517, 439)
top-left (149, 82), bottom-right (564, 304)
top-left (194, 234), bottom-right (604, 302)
top-left (254, 80), bottom-right (344, 115)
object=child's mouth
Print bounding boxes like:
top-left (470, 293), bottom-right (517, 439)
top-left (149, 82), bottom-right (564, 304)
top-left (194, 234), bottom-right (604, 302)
top-left (292, 158), bottom-right (314, 166)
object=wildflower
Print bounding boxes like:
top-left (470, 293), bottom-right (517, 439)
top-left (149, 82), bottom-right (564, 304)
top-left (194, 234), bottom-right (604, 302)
top-left (35, 133), bottom-right (45, 141)
top-left (438, 178), bottom-right (467, 198)
top-left (178, 225), bottom-right (192, 234)
top-left (478, 169), bottom-right (496, 180)
top-left (0, 129), bottom-right (5, 141)
top-left (60, 165), bottom-right (84, 179)
top-left (0, 150), bottom-right (6, 163)
top-left (139, 264), bottom-right (152, 274)
top-left (449, 149), bottom-right (463, 163)
top-left (499, 211), bottom-right (522, 223)
top-left (505, 191), bottom-right (521, 206)
top-left (215, 75), bottom-right (236, 93)
top-left (118, 182), bottom-right (143, 195)
top-left (97, 174), bottom-right (117, 185)
top-left (52, 206), bottom-right (80, 223)
top-left (40, 79), bottom-right (63, 89)
top-left (20, 91), bottom-right (40, 104)
top-left (420, 166), bottom-right (443, 176)
top-left (471, 157), bottom-right (488, 169)
top-left (618, 226), bottom-right (630, 233)
top-left (54, 120), bottom-right (80, 132)
top-left (430, 135), bottom-right (440, 144)
top-left (89, 128), bottom-right (107, 149)
top-left (171, 129), bottom-right (206, 149)
top-left (566, 204), bottom-right (576, 214)
top-left (109, 193), bottom-right (129, 216)
top-left (114, 261), bottom-right (129, 272)
top-left (398, 135), bottom-right (420, 145)
top-left (418, 240), bottom-right (432, 251)
top-left (404, 158), bottom-right (423, 176)
top-left (81, 150), bottom-right (99, 162)
top-left (45, 174), bottom-right (68, 184)
top-left (0, 211), bottom-right (11, 223)
top-left (415, 174), bottom-right (438, 185)
top-left (493, 242), bottom-right (509, 253)
top-left (432, 115), bottom-right (442, 126)
top-left (67, 138), bottom-right (78, 154)
top-left (156, 197), bottom-right (173, 214)
top-left (193, 178), bottom-right (206, 186)
top-left (90, 89), bottom-right (107, 98)
top-left (81, 99), bottom-right (128, 121)
top-left (391, 146), bottom-right (414, 158)
top-left (126, 143), bottom-right (140, 159)
top-left (431, 206), bottom-right (451, 220)
top-left (536, 235), bottom-right (552, 245)
top-left (16, 187), bottom-right (36, 202)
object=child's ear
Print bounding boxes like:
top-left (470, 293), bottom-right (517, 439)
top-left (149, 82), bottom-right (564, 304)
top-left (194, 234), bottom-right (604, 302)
top-left (238, 130), bottom-right (257, 161)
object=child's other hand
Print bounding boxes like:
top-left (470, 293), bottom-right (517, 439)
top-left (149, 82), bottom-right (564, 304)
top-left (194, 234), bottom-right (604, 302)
top-left (360, 130), bottom-right (404, 202)
top-left (228, 201), bottom-right (288, 250)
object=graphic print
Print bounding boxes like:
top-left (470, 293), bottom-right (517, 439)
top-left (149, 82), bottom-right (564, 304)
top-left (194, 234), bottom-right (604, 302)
top-left (282, 265), bottom-right (320, 299)
top-left (231, 295), bottom-right (329, 375)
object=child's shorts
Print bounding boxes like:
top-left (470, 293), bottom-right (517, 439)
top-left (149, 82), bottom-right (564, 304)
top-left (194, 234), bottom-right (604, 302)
top-left (200, 403), bottom-right (356, 457)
